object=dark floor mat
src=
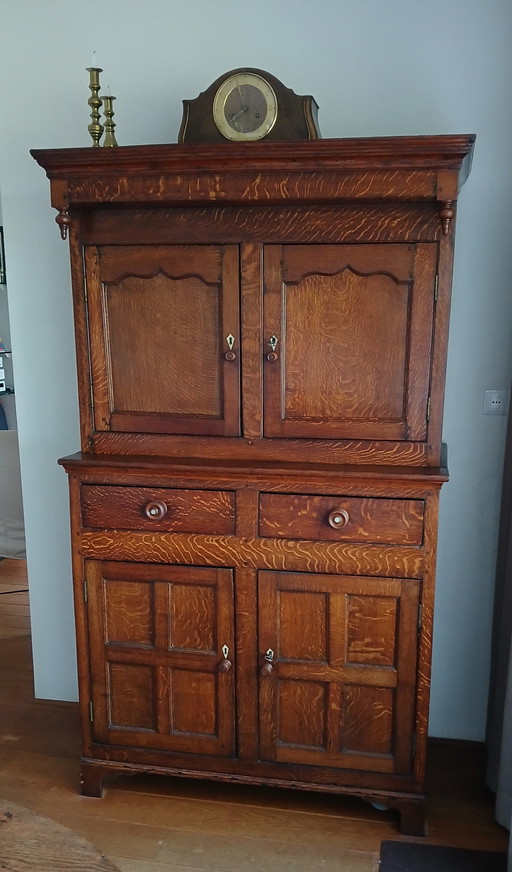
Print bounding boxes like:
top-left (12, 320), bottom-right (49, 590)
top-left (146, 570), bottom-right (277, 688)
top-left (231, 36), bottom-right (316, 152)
top-left (380, 840), bottom-right (507, 871)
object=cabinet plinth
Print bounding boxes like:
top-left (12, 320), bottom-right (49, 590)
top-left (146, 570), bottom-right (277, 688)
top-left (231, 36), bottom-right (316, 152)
top-left (34, 135), bottom-right (474, 835)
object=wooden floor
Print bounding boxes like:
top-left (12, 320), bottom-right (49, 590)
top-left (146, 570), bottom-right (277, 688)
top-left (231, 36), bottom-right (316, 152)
top-left (0, 557), bottom-right (508, 871)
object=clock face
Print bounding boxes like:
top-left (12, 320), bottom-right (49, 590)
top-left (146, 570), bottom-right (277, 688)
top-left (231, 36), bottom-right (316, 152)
top-left (213, 72), bottom-right (278, 141)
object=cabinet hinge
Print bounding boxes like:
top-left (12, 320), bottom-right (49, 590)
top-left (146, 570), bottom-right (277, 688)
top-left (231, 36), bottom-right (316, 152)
top-left (426, 397), bottom-right (431, 422)
top-left (434, 273), bottom-right (439, 302)
top-left (89, 701), bottom-right (94, 722)
top-left (90, 381), bottom-right (94, 410)
top-left (418, 603), bottom-right (423, 629)
top-left (83, 579), bottom-right (88, 603)
top-left (412, 730), bottom-right (417, 757)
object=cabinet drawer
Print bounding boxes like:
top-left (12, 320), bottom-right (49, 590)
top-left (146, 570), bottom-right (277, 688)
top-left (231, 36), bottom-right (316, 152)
top-left (81, 485), bottom-right (235, 534)
top-left (259, 493), bottom-right (424, 545)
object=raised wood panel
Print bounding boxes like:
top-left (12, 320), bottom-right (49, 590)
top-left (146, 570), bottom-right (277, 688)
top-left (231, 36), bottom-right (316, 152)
top-left (169, 581), bottom-right (215, 651)
top-left (345, 594), bottom-right (398, 666)
top-left (278, 679), bottom-right (327, 747)
top-left (86, 244), bottom-right (241, 436)
top-left (284, 271), bottom-right (407, 420)
top-left (104, 579), bottom-right (153, 646)
top-left (342, 686), bottom-right (394, 754)
top-left (107, 274), bottom-right (222, 415)
top-left (258, 571), bottom-right (419, 774)
top-left (263, 244), bottom-right (436, 441)
top-left (171, 669), bottom-right (217, 735)
top-left (86, 560), bottom-right (236, 756)
top-left (108, 663), bottom-right (155, 730)
top-left (278, 590), bottom-right (328, 661)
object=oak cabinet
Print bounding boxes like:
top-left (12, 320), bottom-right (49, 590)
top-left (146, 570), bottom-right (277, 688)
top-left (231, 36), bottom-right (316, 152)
top-left (33, 135), bottom-right (475, 835)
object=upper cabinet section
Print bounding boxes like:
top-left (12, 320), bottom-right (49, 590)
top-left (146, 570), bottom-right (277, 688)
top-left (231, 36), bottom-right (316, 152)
top-left (32, 136), bottom-right (475, 466)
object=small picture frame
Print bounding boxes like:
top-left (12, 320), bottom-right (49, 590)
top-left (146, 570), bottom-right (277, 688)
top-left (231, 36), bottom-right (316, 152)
top-left (0, 228), bottom-right (5, 284)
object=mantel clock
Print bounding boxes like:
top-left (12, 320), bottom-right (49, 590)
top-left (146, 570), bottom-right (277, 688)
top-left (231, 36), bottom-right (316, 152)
top-left (178, 67), bottom-right (321, 143)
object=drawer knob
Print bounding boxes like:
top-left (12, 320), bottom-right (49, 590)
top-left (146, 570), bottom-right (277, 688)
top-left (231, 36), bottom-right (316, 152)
top-left (144, 500), bottom-right (168, 520)
top-left (327, 508), bottom-right (349, 529)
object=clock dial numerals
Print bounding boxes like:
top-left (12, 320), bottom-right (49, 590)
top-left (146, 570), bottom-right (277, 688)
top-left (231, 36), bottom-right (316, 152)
top-left (213, 73), bottom-right (278, 141)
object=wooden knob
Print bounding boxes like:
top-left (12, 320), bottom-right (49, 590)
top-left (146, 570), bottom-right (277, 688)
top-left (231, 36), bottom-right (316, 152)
top-left (144, 500), bottom-right (168, 521)
top-left (260, 648), bottom-right (275, 676)
top-left (218, 645), bottom-right (232, 672)
top-left (218, 658), bottom-right (232, 673)
top-left (267, 351), bottom-right (278, 362)
top-left (224, 350), bottom-right (236, 361)
top-left (327, 508), bottom-right (349, 529)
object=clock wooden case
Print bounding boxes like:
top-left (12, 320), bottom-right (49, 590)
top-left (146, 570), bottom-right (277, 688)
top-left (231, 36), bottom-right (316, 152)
top-left (178, 68), bottom-right (320, 143)
top-left (32, 133), bottom-right (474, 835)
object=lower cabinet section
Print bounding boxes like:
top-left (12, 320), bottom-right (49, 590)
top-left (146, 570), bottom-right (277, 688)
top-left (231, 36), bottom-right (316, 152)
top-left (63, 457), bottom-right (444, 837)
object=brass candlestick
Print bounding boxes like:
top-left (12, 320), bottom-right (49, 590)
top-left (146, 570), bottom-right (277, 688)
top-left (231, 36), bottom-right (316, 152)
top-left (101, 95), bottom-right (118, 147)
top-left (86, 67), bottom-right (104, 146)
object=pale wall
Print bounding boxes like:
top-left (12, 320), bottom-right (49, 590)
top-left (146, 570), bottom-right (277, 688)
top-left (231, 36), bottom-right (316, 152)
top-left (1, 0), bottom-right (511, 738)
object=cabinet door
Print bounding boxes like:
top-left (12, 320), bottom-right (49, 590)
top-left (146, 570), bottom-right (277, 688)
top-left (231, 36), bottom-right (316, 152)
top-left (86, 245), bottom-right (240, 436)
top-left (258, 570), bottom-right (419, 775)
top-left (263, 244), bottom-right (436, 441)
top-left (86, 561), bottom-right (235, 757)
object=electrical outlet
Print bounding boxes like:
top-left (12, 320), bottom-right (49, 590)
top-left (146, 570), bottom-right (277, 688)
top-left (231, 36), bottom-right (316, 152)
top-left (483, 389), bottom-right (509, 415)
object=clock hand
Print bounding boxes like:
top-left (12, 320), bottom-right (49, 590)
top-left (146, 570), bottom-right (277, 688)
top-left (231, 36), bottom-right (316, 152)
top-left (231, 106), bottom-right (247, 122)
